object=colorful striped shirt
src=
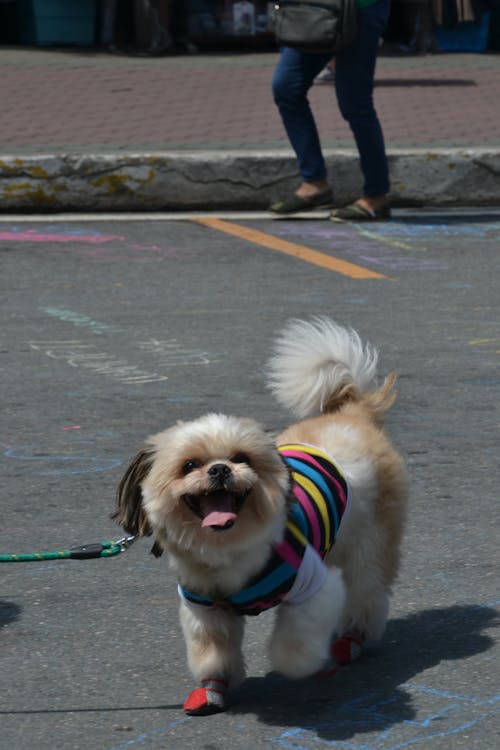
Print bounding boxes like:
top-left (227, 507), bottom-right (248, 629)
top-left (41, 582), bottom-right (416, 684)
top-left (178, 443), bottom-right (350, 616)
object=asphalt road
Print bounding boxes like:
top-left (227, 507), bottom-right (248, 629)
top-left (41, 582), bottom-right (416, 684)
top-left (1, 210), bottom-right (499, 750)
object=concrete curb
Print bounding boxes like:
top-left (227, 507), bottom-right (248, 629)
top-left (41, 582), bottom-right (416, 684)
top-left (1, 148), bottom-right (499, 211)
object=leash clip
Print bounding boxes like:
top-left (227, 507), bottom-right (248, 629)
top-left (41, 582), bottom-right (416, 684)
top-left (115, 534), bottom-right (139, 552)
top-left (69, 535), bottom-right (138, 559)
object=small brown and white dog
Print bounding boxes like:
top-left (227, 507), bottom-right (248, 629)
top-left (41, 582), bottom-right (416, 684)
top-left (113, 318), bottom-right (408, 715)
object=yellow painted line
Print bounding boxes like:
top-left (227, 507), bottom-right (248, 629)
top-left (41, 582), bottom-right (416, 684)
top-left (194, 217), bottom-right (390, 280)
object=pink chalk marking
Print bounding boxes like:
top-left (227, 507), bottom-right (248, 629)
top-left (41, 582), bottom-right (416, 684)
top-left (62, 425), bottom-right (81, 430)
top-left (0, 230), bottom-right (124, 244)
top-left (131, 244), bottom-right (162, 252)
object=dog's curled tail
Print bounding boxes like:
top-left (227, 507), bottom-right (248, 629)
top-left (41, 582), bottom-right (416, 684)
top-left (267, 317), bottom-right (396, 419)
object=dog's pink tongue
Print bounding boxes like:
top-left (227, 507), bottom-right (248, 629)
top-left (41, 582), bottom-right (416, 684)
top-left (200, 492), bottom-right (237, 529)
top-left (201, 511), bottom-right (237, 529)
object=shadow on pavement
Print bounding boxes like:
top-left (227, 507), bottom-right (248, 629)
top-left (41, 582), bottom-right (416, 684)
top-left (0, 600), bottom-right (21, 628)
top-left (230, 603), bottom-right (497, 742)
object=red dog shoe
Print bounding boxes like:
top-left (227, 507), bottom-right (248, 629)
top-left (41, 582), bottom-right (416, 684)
top-left (331, 630), bottom-right (365, 664)
top-left (183, 678), bottom-right (228, 716)
top-left (317, 630), bottom-right (366, 677)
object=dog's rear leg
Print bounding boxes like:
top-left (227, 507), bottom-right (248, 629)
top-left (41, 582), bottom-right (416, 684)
top-left (180, 601), bottom-right (245, 715)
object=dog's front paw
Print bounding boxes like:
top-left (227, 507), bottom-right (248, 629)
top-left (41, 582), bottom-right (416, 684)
top-left (183, 678), bottom-right (228, 716)
top-left (270, 635), bottom-right (328, 678)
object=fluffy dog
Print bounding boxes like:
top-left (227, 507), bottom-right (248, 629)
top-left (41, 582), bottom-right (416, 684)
top-left (113, 318), bottom-right (408, 715)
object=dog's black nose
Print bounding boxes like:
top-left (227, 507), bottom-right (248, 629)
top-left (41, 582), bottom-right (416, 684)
top-left (208, 463), bottom-right (231, 480)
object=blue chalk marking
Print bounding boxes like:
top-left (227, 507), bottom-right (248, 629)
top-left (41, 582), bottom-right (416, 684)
top-left (272, 685), bottom-right (500, 749)
top-left (4, 446), bottom-right (122, 475)
top-left (401, 703), bottom-right (465, 728)
top-left (106, 717), bottom-right (191, 750)
top-left (483, 695), bottom-right (500, 706)
top-left (404, 685), bottom-right (476, 702)
top-left (274, 725), bottom-right (374, 749)
top-left (381, 713), bottom-right (499, 750)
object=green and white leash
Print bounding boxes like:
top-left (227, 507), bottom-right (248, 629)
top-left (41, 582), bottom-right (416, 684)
top-left (0, 535), bottom-right (138, 562)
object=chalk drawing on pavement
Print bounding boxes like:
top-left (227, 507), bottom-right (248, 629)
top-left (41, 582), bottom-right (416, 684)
top-left (27, 340), bottom-right (169, 385)
top-left (34, 309), bottom-right (223, 377)
top-left (271, 223), bottom-right (448, 272)
top-left (4, 445), bottom-right (122, 475)
top-left (0, 228), bottom-right (124, 244)
top-left (41, 307), bottom-right (123, 336)
top-left (269, 600), bottom-right (500, 749)
top-left (469, 337), bottom-right (500, 355)
top-left (106, 717), bottom-right (192, 750)
top-left (27, 336), bottom-right (221, 386)
top-left (273, 685), bottom-right (500, 750)
top-left (272, 217), bottom-right (500, 274)
top-left (0, 225), bottom-right (193, 261)
top-left (137, 338), bottom-right (222, 367)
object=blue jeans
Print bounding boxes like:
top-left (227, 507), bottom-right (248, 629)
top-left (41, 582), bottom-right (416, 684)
top-left (272, 0), bottom-right (391, 197)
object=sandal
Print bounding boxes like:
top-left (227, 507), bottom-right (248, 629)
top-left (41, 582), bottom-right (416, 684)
top-left (270, 188), bottom-right (334, 215)
top-left (330, 201), bottom-right (391, 222)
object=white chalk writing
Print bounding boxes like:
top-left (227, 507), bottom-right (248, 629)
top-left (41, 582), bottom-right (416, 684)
top-left (137, 338), bottom-right (221, 366)
top-left (28, 340), bottom-right (168, 385)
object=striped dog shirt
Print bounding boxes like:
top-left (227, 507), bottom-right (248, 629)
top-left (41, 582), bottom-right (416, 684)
top-left (178, 443), bottom-right (350, 616)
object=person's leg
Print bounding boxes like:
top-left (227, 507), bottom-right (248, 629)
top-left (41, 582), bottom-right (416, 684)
top-left (334, 0), bottom-right (391, 214)
top-left (272, 47), bottom-right (332, 202)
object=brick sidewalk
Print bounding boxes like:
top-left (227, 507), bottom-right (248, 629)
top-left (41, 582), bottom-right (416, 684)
top-left (1, 47), bottom-right (500, 154)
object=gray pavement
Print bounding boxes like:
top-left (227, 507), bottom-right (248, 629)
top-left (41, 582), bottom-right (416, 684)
top-left (1, 210), bottom-right (499, 749)
top-left (1, 47), bottom-right (500, 209)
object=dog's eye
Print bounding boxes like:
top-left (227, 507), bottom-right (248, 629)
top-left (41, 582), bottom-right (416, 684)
top-left (231, 453), bottom-right (250, 466)
top-left (182, 459), bottom-right (200, 475)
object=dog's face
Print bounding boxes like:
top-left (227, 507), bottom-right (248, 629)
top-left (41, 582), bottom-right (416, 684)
top-left (114, 413), bottom-right (291, 559)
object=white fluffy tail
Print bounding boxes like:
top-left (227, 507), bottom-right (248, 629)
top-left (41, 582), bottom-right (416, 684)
top-left (267, 317), bottom-right (379, 419)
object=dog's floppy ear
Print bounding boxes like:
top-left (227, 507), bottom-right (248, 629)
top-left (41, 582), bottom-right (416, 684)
top-left (112, 445), bottom-right (155, 537)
